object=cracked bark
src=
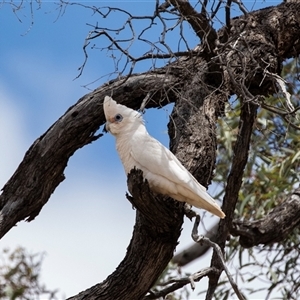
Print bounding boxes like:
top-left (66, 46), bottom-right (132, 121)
top-left (68, 169), bottom-right (184, 300)
top-left (231, 188), bottom-right (300, 248)
top-left (0, 2), bottom-right (300, 299)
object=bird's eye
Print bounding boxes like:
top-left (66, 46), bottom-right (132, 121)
top-left (114, 113), bottom-right (123, 122)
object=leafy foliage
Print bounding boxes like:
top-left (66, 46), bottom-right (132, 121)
top-left (1, 1), bottom-right (300, 299)
top-left (212, 58), bottom-right (300, 299)
top-left (141, 58), bottom-right (300, 300)
top-left (0, 247), bottom-right (58, 300)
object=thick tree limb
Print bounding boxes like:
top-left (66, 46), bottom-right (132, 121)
top-left (217, 1), bottom-right (300, 97)
top-left (167, 56), bottom-right (230, 187)
top-left (68, 169), bottom-right (184, 300)
top-left (231, 187), bottom-right (300, 248)
top-left (0, 72), bottom-right (181, 239)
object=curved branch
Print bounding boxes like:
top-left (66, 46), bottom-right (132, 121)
top-left (231, 187), bottom-right (300, 248)
top-left (68, 169), bottom-right (184, 300)
top-left (172, 223), bottom-right (219, 266)
top-left (191, 213), bottom-right (246, 300)
top-left (0, 72), bottom-right (182, 239)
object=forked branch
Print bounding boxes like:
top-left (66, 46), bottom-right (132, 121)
top-left (191, 212), bottom-right (246, 300)
top-left (169, 0), bottom-right (218, 58)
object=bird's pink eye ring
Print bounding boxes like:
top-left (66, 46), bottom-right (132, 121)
top-left (114, 114), bottom-right (123, 122)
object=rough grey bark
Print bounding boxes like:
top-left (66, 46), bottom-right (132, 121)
top-left (0, 73), bottom-right (181, 238)
top-left (168, 65), bottom-right (226, 187)
top-left (231, 188), bottom-right (300, 248)
top-left (68, 170), bottom-right (184, 300)
top-left (0, 1), bottom-right (300, 299)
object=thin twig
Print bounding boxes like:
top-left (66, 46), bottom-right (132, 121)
top-left (232, 0), bottom-right (248, 15)
top-left (139, 92), bottom-right (152, 113)
top-left (144, 267), bottom-right (214, 299)
top-left (191, 214), bottom-right (246, 300)
top-left (225, 0), bottom-right (232, 39)
top-left (169, 0), bottom-right (218, 58)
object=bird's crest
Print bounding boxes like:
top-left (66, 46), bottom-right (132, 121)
top-left (103, 96), bottom-right (143, 135)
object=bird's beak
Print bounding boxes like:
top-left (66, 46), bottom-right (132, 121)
top-left (103, 122), bottom-right (110, 133)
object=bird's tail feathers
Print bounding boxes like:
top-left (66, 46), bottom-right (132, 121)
top-left (177, 186), bottom-right (225, 218)
top-left (187, 197), bottom-right (225, 219)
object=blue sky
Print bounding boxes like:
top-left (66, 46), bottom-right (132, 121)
top-left (0, 1), bottom-right (282, 298)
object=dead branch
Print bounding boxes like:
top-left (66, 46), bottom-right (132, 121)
top-left (172, 222), bottom-right (219, 266)
top-left (67, 169), bottom-right (184, 300)
top-left (231, 187), bottom-right (300, 248)
top-left (169, 0), bottom-right (218, 59)
top-left (144, 267), bottom-right (215, 299)
top-left (0, 72), bottom-right (182, 239)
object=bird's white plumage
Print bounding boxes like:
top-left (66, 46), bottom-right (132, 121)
top-left (103, 96), bottom-right (225, 218)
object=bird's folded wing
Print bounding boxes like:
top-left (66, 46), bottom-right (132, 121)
top-left (130, 134), bottom-right (207, 194)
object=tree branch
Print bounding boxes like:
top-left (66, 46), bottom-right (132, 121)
top-left (172, 222), bottom-right (219, 266)
top-left (144, 267), bottom-right (215, 299)
top-left (0, 72), bottom-right (181, 239)
top-left (68, 169), bottom-right (184, 300)
top-left (207, 102), bottom-right (258, 298)
top-left (231, 187), bottom-right (300, 248)
top-left (169, 0), bottom-right (218, 59)
top-left (191, 213), bottom-right (246, 300)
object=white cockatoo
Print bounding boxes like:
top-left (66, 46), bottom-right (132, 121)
top-left (103, 96), bottom-right (225, 219)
